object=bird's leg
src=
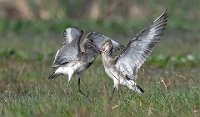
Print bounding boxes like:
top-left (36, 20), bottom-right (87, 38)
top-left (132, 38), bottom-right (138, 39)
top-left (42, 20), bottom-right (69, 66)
top-left (117, 86), bottom-right (121, 99)
top-left (77, 74), bottom-right (91, 101)
top-left (66, 73), bottom-right (73, 94)
top-left (109, 87), bottom-right (116, 101)
top-left (78, 77), bottom-right (82, 93)
top-left (67, 81), bottom-right (70, 87)
top-left (64, 79), bottom-right (71, 95)
top-left (78, 73), bottom-right (88, 89)
top-left (77, 73), bottom-right (83, 93)
top-left (67, 78), bottom-right (71, 88)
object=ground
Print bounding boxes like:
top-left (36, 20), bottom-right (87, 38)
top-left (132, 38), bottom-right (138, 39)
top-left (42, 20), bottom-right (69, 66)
top-left (0, 26), bottom-right (200, 116)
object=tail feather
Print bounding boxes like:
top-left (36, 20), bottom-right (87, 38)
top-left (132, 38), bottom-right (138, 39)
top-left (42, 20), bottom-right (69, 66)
top-left (135, 85), bottom-right (144, 93)
top-left (48, 72), bottom-right (61, 79)
top-left (124, 80), bottom-right (144, 93)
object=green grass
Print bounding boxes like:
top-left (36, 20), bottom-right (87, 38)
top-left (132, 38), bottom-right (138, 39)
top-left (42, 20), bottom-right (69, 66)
top-left (1, 0), bottom-right (200, 116)
top-left (0, 14), bottom-right (199, 35)
top-left (0, 59), bottom-right (200, 117)
top-left (0, 19), bottom-right (200, 116)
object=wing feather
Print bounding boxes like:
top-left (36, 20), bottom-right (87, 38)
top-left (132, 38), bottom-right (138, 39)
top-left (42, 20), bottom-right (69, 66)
top-left (52, 27), bottom-right (83, 67)
top-left (115, 12), bottom-right (167, 79)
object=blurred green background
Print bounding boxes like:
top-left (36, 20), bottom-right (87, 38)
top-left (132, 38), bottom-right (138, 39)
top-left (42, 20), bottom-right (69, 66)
top-left (0, 0), bottom-right (199, 32)
top-left (0, 0), bottom-right (200, 63)
top-left (0, 0), bottom-right (200, 117)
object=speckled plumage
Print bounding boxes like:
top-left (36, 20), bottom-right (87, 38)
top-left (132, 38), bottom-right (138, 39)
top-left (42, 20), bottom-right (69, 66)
top-left (93, 12), bottom-right (167, 94)
top-left (49, 27), bottom-right (123, 92)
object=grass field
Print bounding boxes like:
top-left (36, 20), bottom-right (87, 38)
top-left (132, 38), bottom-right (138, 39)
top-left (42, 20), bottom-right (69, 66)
top-left (0, 17), bottom-right (200, 117)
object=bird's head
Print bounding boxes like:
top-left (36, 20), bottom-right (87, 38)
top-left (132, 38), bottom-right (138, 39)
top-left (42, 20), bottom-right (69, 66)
top-left (100, 40), bottom-right (113, 53)
top-left (84, 32), bottom-right (103, 53)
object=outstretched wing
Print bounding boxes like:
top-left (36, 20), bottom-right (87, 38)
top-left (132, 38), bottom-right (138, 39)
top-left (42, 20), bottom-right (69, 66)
top-left (115, 12), bottom-right (167, 79)
top-left (52, 27), bottom-right (83, 67)
top-left (86, 32), bottom-right (124, 53)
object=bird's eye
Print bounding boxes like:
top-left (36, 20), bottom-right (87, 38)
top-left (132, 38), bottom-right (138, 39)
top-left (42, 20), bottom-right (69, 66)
top-left (89, 40), bottom-right (93, 43)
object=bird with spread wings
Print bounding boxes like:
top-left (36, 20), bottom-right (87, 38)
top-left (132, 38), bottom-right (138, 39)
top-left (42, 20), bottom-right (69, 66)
top-left (89, 12), bottom-right (167, 99)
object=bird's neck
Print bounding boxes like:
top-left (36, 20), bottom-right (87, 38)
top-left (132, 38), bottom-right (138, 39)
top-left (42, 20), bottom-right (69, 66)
top-left (85, 47), bottom-right (98, 55)
top-left (101, 49), bottom-right (115, 65)
top-left (102, 48), bottom-right (113, 57)
top-left (81, 47), bottom-right (98, 62)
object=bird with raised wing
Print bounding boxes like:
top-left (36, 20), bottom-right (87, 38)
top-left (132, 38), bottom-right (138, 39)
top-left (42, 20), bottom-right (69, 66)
top-left (91, 12), bottom-right (167, 98)
top-left (49, 27), bottom-right (123, 93)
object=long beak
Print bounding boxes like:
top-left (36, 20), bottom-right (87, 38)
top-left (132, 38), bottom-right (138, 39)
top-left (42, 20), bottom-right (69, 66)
top-left (90, 41), bottom-right (101, 53)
